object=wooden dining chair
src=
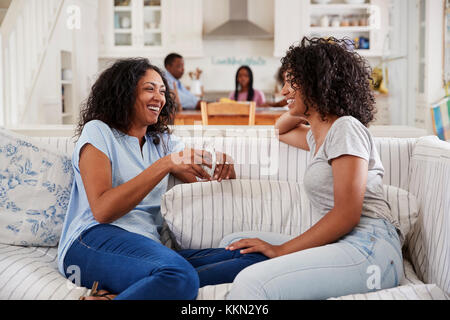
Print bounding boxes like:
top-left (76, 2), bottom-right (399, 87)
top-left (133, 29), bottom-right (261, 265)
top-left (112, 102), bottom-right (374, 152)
top-left (200, 101), bottom-right (256, 125)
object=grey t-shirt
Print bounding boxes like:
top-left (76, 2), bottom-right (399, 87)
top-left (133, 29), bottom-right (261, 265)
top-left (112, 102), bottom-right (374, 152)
top-left (304, 116), bottom-right (394, 227)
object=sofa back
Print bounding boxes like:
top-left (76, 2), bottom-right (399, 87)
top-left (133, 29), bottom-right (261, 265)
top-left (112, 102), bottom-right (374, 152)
top-left (171, 135), bottom-right (416, 191)
top-left (406, 137), bottom-right (450, 295)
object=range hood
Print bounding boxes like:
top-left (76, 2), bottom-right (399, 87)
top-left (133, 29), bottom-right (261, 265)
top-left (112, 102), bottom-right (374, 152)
top-left (204, 0), bottom-right (272, 40)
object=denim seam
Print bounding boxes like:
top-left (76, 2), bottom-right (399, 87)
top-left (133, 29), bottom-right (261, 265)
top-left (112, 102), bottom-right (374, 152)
top-left (184, 251), bottom-right (239, 262)
top-left (196, 260), bottom-right (235, 274)
top-left (195, 254), bottom-right (264, 273)
top-left (72, 234), bottom-right (165, 269)
top-left (334, 243), bottom-right (368, 265)
top-left (372, 225), bottom-right (403, 264)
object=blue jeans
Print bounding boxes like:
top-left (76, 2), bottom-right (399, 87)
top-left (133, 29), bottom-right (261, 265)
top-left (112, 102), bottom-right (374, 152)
top-left (221, 217), bottom-right (404, 300)
top-left (63, 224), bottom-right (267, 300)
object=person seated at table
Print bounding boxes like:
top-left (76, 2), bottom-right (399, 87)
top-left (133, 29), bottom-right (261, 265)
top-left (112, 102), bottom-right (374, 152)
top-left (261, 67), bottom-right (288, 108)
top-left (164, 52), bottom-right (201, 111)
top-left (228, 65), bottom-right (266, 107)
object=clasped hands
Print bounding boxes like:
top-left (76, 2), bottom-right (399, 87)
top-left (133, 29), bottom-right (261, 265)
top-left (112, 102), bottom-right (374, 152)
top-left (169, 148), bottom-right (236, 182)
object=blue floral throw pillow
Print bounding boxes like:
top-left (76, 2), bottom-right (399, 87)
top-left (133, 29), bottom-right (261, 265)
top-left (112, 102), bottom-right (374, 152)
top-left (0, 128), bottom-right (73, 246)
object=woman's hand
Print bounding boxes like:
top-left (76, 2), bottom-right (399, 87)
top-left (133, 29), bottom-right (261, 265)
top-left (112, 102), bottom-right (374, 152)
top-left (168, 148), bottom-right (213, 181)
top-left (168, 148), bottom-right (237, 183)
top-left (274, 111), bottom-right (308, 135)
top-left (212, 151), bottom-right (236, 182)
top-left (226, 238), bottom-right (283, 259)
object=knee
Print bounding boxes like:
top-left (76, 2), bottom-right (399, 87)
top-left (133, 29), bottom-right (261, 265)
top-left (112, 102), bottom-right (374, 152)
top-left (219, 233), bottom-right (246, 248)
top-left (162, 260), bottom-right (199, 300)
top-left (227, 265), bottom-right (269, 300)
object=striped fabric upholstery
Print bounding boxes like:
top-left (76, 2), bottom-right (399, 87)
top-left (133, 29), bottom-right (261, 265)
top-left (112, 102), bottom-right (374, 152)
top-left (162, 180), bottom-right (317, 249)
top-left (375, 138), bottom-right (417, 191)
top-left (34, 136), bottom-right (76, 155)
top-left (162, 181), bottom-right (417, 250)
top-left (200, 285), bottom-right (449, 300)
top-left (0, 244), bottom-right (87, 300)
top-left (176, 136), bottom-right (416, 189)
top-left (407, 137), bottom-right (450, 295)
top-left (33, 135), bottom-right (417, 189)
top-left (329, 284), bottom-right (449, 300)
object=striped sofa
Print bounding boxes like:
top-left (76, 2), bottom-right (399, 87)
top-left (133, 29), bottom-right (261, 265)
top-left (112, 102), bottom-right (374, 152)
top-left (0, 129), bottom-right (448, 300)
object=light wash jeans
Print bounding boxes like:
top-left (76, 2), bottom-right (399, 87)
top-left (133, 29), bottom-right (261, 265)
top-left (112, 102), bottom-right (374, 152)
top-left (220, 216), bottom-right (404, 300)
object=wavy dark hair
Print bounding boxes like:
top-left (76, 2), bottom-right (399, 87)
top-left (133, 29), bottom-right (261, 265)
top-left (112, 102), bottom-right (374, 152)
top-left (234, 65), bottom-right (254, 102)
top-left (280, 37), bottom-right (376, 126)
top-left (75, 58), bottom-right (176, 145)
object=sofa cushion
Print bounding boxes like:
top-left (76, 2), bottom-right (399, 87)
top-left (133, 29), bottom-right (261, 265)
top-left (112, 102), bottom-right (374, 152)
top-left (161, 179), bottom-right (418, 250)
top-left (328, 284), bottom-right (448, 300)
top-left (407, 136), bottom-right (450, 296)
top-left (0, 243), bottom-right (88, 300)
top-left (0, 128), bottom-right (73, 246)
top-left (382, 185), bottom-right (419, 245)
top-left (161, 179), bottom-right (315, 249)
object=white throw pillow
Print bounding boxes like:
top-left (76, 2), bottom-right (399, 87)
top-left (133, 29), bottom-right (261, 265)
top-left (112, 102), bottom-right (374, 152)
top-left (0, 128), bottom-right (73, 246)
top-left (161, 179), bottom-right (418, 250)
top-left (382, 184), bottom-right (419, 245)
top-left (161, 179), bottom-right (316, 249)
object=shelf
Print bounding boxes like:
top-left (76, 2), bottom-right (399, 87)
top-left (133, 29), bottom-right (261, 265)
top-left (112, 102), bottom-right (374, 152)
top-left (310, 26), bottom-right (372, 32)
top-left (114, 28), bottom-right (133, 33)
top-left (61, 80), bottom-right (72, 85)
top-left (310, 4), bottom-right (372, 10)
top-left (143, 6), bottom-right (161, 10)
top-left (114, 7), bottom-right (132, 12)
top-left (144, 28), bottom-right (161, 33)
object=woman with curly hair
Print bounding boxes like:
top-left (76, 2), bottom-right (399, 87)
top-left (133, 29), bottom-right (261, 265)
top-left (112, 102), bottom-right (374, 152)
top-left (223, 37), bottom-right (403, 299)
top-left (57, 58), bottom-right (267, 300)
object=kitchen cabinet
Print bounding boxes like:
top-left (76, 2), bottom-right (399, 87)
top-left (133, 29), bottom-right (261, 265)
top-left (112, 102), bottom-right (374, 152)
top-left (98, 0), bottom-right (203, 58)
top-left (274, 0), bottom-right (390, 58)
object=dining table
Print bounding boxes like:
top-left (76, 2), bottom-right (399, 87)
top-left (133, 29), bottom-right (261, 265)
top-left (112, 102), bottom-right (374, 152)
top-left (174, 107), bottom-right (288, 126)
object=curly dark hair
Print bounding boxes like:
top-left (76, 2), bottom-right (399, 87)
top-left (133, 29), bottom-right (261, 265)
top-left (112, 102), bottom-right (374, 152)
top-left (280, 37), bottom-right (376, 126)
top-left (76, 58), bottom-right (176, 145)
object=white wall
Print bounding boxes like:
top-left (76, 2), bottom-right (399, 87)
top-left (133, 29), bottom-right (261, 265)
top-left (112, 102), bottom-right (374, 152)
top-left (425, 0), bottom-right (445, 104)
top-left (416, 0), bottom-right (445, 133)
top-left (25, 0), bottom-right (98, 125)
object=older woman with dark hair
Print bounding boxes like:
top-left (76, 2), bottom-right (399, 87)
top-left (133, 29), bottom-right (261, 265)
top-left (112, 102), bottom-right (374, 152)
top-left (57, 58), bottom-right (267, 300)
top-left (224, 37), bottom-right (403, 299)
